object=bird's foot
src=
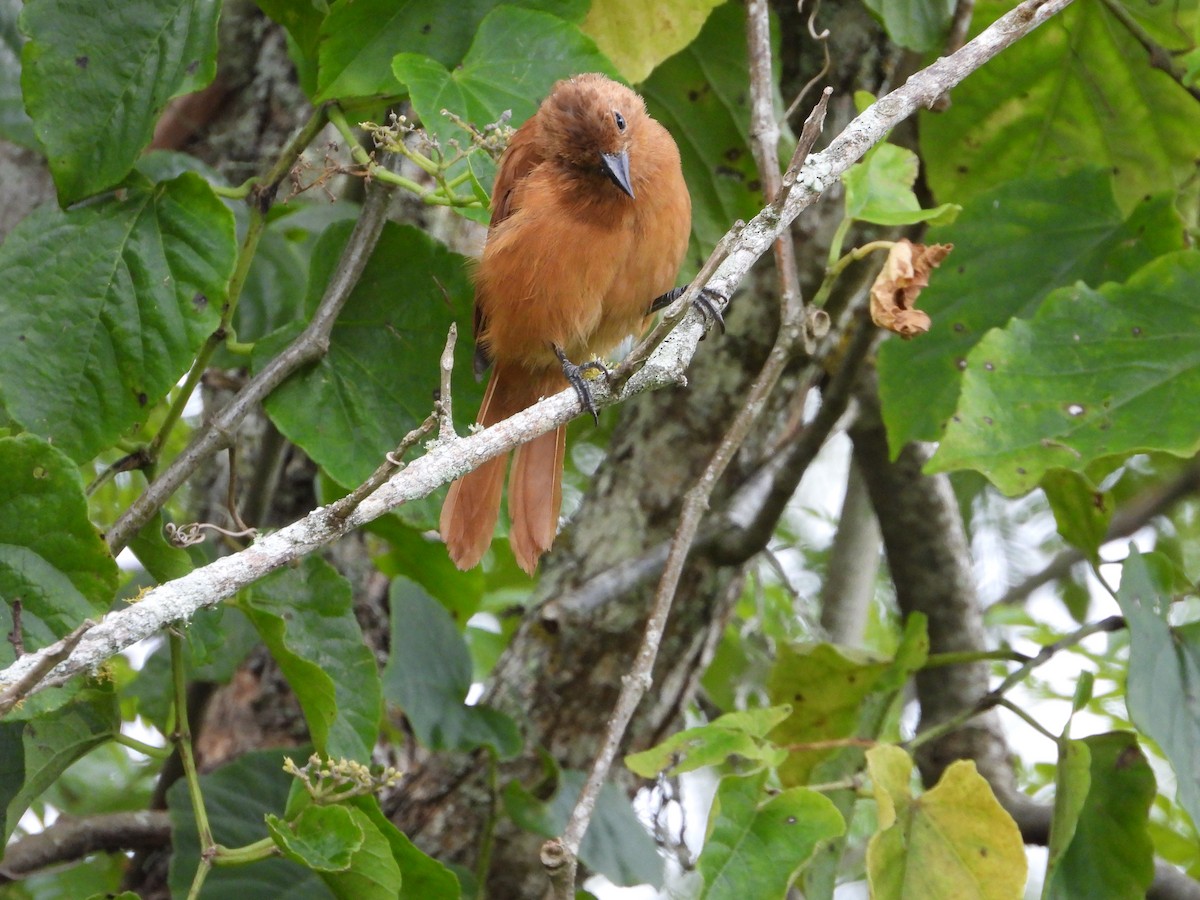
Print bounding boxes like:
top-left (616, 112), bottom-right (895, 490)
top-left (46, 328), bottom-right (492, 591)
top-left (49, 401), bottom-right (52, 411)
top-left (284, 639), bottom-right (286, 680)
top-left (648, 285), bottom-right (727, 337)
top-left (553, 344), bottom-right (610, 425)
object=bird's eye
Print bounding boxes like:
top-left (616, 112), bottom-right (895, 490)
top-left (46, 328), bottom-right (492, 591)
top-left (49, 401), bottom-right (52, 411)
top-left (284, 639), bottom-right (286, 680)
top-left (613, 110), bottom-right (626, 132)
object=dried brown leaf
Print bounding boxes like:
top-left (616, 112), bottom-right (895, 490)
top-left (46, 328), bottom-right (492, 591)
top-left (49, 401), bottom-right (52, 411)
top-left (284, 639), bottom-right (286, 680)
top-left (869, 239), bottom-right (953, 339)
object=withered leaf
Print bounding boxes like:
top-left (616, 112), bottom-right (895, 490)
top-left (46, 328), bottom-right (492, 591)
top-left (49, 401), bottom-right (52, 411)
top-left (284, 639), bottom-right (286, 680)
top-left (869, 239), bottom-right (953, 339)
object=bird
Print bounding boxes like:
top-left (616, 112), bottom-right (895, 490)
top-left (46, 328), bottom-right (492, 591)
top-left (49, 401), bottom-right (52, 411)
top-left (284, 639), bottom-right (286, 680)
top-left (439, 73), bottom-right (694, 575)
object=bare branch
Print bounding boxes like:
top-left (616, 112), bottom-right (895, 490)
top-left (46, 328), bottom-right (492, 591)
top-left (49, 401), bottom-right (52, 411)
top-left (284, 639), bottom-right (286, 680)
top-left (0, 810), bottom-right (170, 881)
top-left (0, 0), bottom-right (1076, 704)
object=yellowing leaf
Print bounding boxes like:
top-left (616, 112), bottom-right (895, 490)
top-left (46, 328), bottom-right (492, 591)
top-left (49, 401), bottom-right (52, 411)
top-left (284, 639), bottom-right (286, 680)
top-left (582, 0), bottom-right (723, 83)
top-left (867, 747), bottom-right (1027, 899)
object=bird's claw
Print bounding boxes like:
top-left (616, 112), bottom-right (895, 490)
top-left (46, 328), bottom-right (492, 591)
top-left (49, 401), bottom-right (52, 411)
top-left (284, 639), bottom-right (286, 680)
top-left (553, 345), bottom-right (610, 425)
top-left (648, 285), bottom-right (727, 338)
top-left (693, 288), bottom-right (726, 337)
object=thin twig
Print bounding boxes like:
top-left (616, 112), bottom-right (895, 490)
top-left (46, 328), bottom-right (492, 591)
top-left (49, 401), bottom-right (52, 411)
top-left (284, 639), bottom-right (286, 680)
top-left (435, 322), bottom-right (458, 443)
top-left (995, 457), bottom-right (1200, 606)
top-left (785, 0), bottom-right (833, 120)
top-left (1098, 0), bottom-right (1200, 103)
top-left (328, 412), bottom-right (439, 521)
top-left (0, 620), bottom-right (91, 716)
top-left (906, 615), bottom-right (1125, 752)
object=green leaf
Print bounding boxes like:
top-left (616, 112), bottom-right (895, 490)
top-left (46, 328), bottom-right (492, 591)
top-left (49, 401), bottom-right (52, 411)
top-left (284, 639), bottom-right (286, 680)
top-left (316, 805), bottom-right (403, 899)
top-left (0, 1), bottom-right (35, 149)
top-left (1045, 732), bottom-right (1155, 900)
top-left (1042, 471), bottom-right (1113, 566)
top-left (316, 0), bottom-right (586, 102)
top-left (393, 6), bottom-right (614, 149)
top-left (0, 436), bottom-right (117, 665)
top-left (641, 1), bottom-right (763, 262)
top-left (930, 251), bottom-right (1200, 493)
top-left (20, 0), bottom-right (219, 204)
top-left (381, 578), bottom-right (520, 757)
top-left (1115, 547), bottom-right (1200, 831)
top-left (843, 143), bottom-right (958, 227)
top-left (0, 172), bottom-right (234, 462)
top-left (697, 771), bottom-right (844, 900)
top-left (348, 795), bottom-right (461, 900)
top-left (1042, 738), bottom-right (1090, 898)
top-left (624, 706), bottom-right (791, 778)
top-left (257, 221), bottom-right (480, 525)
top-left (862, 0), bottom-right (953, 52)
top-left (366, 515), bottom-right (485, 623)
top-left (169, 748), bottom-right (333, 899)
top-left (766, 644), bottom-right (892, 786)
top-left (581, 0), bottom-right (723, 83)
top-left (921, 0), bottom-right (1200, 213)
top-left (268, 805), bottom-right (363, 872)
top-left (878, 169), bottom-right (1184, 450)
top-left (866, 745), bottom-right (1027, 899)
top-left (241, 556), bottom-right (382, 763)
top-left (1, 686), bottom-right (119, 842)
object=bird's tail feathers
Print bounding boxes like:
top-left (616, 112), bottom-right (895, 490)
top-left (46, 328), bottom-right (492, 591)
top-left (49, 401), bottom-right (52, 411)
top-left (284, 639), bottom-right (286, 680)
top-left (440, 365), bottom-right (564, 572)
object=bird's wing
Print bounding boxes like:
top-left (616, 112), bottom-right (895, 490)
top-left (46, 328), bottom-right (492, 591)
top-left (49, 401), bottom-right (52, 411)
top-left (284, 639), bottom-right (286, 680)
top-left (474, 116), bottom-right (546, 378)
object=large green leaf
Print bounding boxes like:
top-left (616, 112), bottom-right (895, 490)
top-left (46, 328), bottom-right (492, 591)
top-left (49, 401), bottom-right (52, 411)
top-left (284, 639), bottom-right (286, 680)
top-left (0, 0), bottom-right (35, 149)
top-left (766, 644), bottom-right (893, 786)
top-left (393, 5), bottom-right (614, 149)
top-left (169, 749), bottom-right (332, 899)
top-left (866, 745), bottom-right (1027, 899)
top-left (348, 796), bottom-right (461, 900)
top-left (1116, 547), bottom-right (1200, 832)
top-left (258, 221), bottom-right (480, 523)
top-left (241, 557), bottom-right (381, 763)
top-left (316, 0), bottom-right (586, 102)
top-left (1, 686), bottom-right (119, 842)
top-left (862, 0), bottom-right (955, 52)
top-left (0, 172), bottom-right (234, 462)
top-left (0, 436), bottom-right (117, 666)
top-left (581, 0), bottom-right (722, 83)
top-left (878, 169), bottom-right (1184, 451)
top-left (381, 578), bottom-right (520, 757)
top-left (921, 0), bottom-right (1200, 213)
top-left (641, 0), bottom-right (762, 265)
top-left (20, 0), bottom-right (219, 204)
top-left (1044, 732), bottom-right (1155, 900)
top-left (930, 251), bottom-right (1200, 493)
top-left (697, 770), bottom-right (844, 900)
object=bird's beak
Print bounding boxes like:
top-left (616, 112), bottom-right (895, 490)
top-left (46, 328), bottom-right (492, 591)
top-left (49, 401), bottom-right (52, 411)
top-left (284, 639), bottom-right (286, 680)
top-left (600, 149), bottom-right (634, 199)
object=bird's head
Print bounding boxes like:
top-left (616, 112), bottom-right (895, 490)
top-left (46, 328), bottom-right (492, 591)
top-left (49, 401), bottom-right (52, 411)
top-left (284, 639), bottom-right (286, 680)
top-left (539, 73), bottom-right (645, 200)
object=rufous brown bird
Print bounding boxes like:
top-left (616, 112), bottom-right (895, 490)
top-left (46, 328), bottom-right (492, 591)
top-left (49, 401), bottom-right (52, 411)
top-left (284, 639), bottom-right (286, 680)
top-left (439, 72), bottom-right (693, 575)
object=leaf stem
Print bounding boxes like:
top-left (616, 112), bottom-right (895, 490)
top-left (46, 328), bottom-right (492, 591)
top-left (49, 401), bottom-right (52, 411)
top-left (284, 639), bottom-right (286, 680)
top-left (173, 632), bottom-right (214, 898)
top-left (212, 836), bottom-right (279, 866)
top-left (114, 731), bottom-right (171, 759)
top-left (475, 749), bottom-right (499, 899)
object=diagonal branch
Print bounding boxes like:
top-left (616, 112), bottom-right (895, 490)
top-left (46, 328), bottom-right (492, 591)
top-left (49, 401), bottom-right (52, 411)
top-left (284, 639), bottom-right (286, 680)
top-left (0, 0), bottom-right (1076, 704)
top-left (104, 163), bottom-right (398, 554)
